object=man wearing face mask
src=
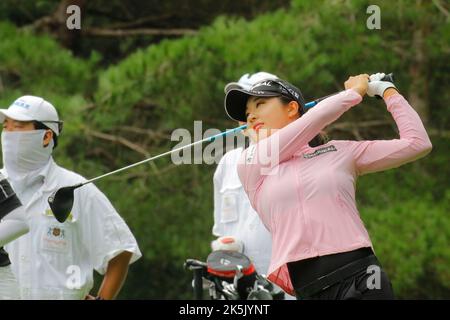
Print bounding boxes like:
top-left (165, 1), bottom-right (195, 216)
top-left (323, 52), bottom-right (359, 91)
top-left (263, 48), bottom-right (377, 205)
top-left (0, 95), bottom-right (142, 300)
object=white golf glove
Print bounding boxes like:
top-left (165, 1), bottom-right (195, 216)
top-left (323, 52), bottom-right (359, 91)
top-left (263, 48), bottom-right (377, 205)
top-left (367, 72), bottom-right (397, 98)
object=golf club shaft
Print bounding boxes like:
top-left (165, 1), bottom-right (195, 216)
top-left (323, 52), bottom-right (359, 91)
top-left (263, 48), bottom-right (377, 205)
top-left (82, 73), bottom-right (394, 186)
top-left (304, 94), bottom-right (334, 110)
top-left (83, 125), bottom-right (247, 185)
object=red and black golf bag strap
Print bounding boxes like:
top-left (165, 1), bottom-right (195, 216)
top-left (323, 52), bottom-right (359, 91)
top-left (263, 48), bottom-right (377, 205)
top-left (206, 250), bottom-right (258, 300)
top-left (206, 250), bottom-right (255, 279)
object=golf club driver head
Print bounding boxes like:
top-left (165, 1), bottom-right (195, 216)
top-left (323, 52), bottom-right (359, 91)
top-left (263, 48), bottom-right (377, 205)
top-left (48, 183), bottom-right (83, 223)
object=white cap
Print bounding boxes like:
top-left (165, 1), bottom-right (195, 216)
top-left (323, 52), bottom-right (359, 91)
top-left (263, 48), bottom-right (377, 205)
top-left (0, 95), bottom-right (61, 135)
top-left (224, 71), bottom-right (278, 93)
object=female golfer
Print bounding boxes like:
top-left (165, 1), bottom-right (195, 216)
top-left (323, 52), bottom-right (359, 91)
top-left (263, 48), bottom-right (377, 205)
top-left (224, 73), bottom-right (432, 299)
top-left (213, 72), bottom-right (278, 275)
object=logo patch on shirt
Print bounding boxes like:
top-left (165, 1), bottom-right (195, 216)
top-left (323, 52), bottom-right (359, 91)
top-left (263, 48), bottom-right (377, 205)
top-left (42, 225), bottom-right (69, 253)
top-left (48, 226), bottom-right (65, 239)
top-left (303, 145), bottom-right (337, 159)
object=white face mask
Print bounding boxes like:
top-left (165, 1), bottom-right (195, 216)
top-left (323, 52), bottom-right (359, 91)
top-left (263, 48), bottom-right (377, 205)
top-left (1, 130), bottom-right (53, 179)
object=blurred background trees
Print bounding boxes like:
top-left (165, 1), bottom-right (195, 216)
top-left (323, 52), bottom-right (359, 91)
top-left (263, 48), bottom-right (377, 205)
top-left (0, 0), bottom-right (448, 299)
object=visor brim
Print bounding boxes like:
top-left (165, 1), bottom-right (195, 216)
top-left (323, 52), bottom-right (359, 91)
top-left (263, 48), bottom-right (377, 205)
top-left (0, 109), bottom-right (34, 122)
top-left (224, 89), bottom-right (279, 122)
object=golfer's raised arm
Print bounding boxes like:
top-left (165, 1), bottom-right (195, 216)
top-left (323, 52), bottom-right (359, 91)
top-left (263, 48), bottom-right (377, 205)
top-left (238, 88), bottom-right (362, 203)
top-left (350, 89), bottom-right (432, 175)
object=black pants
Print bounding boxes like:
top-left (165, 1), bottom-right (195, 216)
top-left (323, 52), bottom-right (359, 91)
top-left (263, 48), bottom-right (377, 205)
top-left (288, 248), bottom-right (395, 300)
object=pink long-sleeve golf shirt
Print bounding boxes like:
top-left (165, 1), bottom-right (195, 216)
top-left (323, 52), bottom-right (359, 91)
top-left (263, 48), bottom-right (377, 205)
top-left (237, 89), bottom-right (432, 295)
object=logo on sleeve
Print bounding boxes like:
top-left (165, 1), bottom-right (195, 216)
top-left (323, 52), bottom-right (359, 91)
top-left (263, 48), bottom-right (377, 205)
top-left (303, 145), bottom-right (337, 159)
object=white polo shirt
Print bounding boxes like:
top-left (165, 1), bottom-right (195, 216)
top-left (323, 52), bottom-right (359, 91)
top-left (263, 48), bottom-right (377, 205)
top-left (212, 147), bottom-right (272, 275)
top-left (1, 158), bottom-right (142, 299)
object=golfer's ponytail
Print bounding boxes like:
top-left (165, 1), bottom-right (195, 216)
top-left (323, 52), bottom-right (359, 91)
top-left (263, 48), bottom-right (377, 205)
top-left (308, 131), bottom-right (328, 147)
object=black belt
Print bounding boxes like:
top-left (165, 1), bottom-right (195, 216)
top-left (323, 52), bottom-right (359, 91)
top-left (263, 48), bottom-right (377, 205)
top-left (295, 255), bottom-right (380, 299)
top-left (0, 247), bottom-right (11, 267)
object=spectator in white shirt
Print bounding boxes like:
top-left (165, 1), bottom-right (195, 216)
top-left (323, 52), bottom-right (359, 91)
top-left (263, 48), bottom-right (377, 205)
top-left (0, 95), bottom-right (141, 300)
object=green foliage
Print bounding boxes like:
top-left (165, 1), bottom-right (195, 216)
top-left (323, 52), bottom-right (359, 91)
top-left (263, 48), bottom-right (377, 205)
top-left (0, 0), bottom-right (448, 299)
top-left (0, 1), bottom-right (58, 25)
top-left (92, 0), bottom-right (449, 298)
top-left (0, 21), bottom-right (99, 96)
top-left (361, 194), bottom-right (449, 298)
top-left (358, 137), bottom-right (450, 298)
top-left (0, 22), bottom-right (101, 184)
